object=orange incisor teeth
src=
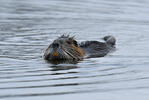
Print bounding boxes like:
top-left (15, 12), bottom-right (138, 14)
top-left (53, 51), bottom-right (58, 56)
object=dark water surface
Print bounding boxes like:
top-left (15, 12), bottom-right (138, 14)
top-left (0, 0), bottom-right (149, 100)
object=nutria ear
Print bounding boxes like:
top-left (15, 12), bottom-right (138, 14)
top-left (68, 37), bottom-right (73, 42)
top-left (73, 40), bottom-right (78, 47)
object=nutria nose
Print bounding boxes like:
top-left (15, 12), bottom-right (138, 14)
top-left (52, 43), bottom-right (59, 48)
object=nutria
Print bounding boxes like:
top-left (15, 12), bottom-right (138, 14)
top-left (44, 35), bottom-right (116, 61)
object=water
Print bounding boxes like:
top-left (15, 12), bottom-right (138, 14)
top-left (0, 0), bottom-right (149, 100)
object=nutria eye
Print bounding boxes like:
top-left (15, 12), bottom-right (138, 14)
top-left (73, 40), bottom-right (78, 47)
top-left (67, 41), bottom-right (71, 44)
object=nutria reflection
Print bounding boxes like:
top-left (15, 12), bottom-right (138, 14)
top-left (44, 35), bottom-right (116, 62)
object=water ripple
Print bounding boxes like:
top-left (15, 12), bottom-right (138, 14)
top-left (0, 0), bottom-right (149, 99)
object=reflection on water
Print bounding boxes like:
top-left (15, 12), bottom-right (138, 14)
top-left (0, 0), bottom-right (149, 100)
top-left (50, 65), bottom-right (78, 71)
top-left (46, 60), bottom-right (80, 65)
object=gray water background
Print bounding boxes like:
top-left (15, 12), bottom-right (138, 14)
top-left (0, 0), bottom-right (149, 100)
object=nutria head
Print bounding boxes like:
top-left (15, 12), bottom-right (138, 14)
top-left (44, 35), bottom-right (85, 61)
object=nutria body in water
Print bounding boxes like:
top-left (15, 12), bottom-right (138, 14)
top-left (44, 35), bottom-right (116, 62)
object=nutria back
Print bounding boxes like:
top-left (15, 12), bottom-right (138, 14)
top-left (80, 35), bottom-right (116, 58)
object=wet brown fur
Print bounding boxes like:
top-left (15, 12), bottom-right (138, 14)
top-left (44, 35), bottom-right (116, 61)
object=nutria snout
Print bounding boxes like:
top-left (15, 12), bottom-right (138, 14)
top-left (44, 35), bottom-right (116, 61)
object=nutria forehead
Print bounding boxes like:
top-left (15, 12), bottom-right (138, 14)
top-left (53, 35), bottom-right (75, 44)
